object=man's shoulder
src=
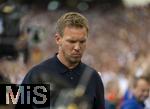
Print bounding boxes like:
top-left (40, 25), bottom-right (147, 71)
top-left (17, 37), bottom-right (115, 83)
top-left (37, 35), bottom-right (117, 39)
top-left (30, 56), bottom-right (55, 72)
top-left (81, 63), bottom-right (101, 79)
top-left (25, 58), bottom-right (54, 75)
top-left (22, 57), bottom-right (56, 83)
top-left (81, 63), bottom-right (96, 72)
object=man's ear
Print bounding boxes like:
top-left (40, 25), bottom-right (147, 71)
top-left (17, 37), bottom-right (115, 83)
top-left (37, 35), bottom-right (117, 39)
top-left (55, 33), bottom-right (62, 45)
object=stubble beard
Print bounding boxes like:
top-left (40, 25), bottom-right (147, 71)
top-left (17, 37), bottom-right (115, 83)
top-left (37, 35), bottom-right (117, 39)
top-left (66, 54), bottom-right (81, 65)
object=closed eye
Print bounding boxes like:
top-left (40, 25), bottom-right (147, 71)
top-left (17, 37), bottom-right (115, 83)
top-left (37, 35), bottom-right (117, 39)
top-left (68, 40), bottom-right (76, 43)
top-left (80, 40), bottom-right (86, 43)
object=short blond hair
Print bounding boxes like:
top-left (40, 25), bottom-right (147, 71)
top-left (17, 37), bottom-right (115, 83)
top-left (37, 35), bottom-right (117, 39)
top-left (56, 12), bottom-right (89, 36)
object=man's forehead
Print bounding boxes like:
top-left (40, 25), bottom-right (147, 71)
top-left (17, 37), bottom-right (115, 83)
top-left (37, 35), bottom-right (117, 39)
top-left (137, 79), bottom-right (149, 86)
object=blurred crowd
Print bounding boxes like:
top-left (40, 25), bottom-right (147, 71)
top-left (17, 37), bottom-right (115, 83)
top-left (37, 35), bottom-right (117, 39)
top-left (0, 5), bottom-right (150, 109)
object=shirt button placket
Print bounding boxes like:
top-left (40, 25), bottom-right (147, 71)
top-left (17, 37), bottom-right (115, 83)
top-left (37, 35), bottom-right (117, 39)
top-left (69, 70), bottom-right (74, 80)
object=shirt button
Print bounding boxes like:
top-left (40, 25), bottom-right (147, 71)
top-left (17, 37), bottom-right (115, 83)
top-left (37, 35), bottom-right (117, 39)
top-left (70, 77), bottom-right (74, 80)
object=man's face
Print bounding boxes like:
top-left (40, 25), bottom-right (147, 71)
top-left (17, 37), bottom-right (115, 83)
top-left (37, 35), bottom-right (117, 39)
top-left (56, 26), bottom-right (88, 65)
top-left (134, 79), bottom-right (150, 102)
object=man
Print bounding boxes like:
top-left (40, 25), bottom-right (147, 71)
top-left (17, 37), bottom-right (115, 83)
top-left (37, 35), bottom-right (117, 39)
top-left (121, 76), bottom-right (150, 109)
top-left (16, 12), bottom-right (105, 109)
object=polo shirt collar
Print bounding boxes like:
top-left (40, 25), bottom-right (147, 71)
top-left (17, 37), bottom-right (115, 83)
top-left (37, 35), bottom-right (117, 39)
top-left (53, 54), bottom-right (82, 76)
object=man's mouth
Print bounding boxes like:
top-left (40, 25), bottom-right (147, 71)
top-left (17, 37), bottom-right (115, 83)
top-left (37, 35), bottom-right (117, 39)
top-left (72, 54), bottom-right (81, 57)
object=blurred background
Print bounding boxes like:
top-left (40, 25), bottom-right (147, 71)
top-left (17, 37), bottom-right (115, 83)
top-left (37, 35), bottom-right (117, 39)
top-left (0, 0), bottom-right (150, 109)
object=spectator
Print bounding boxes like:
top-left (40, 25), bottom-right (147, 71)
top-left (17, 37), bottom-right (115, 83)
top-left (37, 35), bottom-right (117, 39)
top-left (120, 76), bottom-right (150, 109)
top-left (105, 79), bottom-right (120, 109)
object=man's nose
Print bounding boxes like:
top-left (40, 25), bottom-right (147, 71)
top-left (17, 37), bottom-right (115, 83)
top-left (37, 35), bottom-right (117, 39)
top-left (74, 43), bottom-right (81, 50)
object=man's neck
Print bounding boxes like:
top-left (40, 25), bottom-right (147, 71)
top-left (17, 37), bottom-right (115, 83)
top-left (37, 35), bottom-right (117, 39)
top-left (57, 53), bottom-right (79, 69)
